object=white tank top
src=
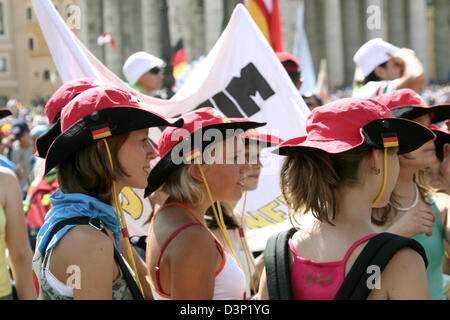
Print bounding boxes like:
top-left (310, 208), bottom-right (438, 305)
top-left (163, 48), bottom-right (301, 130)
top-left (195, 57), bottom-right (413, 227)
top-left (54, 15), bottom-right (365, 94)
top-left (150, 250), bottom-right (246, 300)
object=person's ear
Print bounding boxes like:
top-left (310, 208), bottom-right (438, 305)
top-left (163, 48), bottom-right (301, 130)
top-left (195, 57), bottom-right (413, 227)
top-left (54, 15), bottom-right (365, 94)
top-left (369, 148), bottom-right (382, 175)
top-left (189, 164), bottom-right (204, 183)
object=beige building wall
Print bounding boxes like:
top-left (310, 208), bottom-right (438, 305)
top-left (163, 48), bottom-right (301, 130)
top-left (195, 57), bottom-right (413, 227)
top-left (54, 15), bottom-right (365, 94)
top-left (0, 0), bottom-right (28, 106)
top-left (1, 0), bottom-right (448, 107)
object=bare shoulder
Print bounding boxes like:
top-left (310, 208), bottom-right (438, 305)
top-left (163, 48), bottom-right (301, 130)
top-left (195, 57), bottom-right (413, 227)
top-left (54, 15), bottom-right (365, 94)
top-left (378, 247), bottom-right (429, 299)
top-left (54, 225), bottom-right (114, 260)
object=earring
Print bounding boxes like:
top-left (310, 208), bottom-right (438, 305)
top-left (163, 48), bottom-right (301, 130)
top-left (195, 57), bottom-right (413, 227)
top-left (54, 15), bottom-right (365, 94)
top-left (375, 168), bottom-right (381, 175)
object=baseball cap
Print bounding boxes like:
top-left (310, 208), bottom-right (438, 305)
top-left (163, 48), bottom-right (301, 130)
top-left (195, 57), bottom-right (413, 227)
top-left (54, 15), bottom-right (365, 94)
top-left (276, 52), bottom-right (301, 73)
top-left (11, 118), bottom-right (30, 140)
top-left (123, 52), bottom-right (165, 85)
top-left (353, 38), bottom-right (400, 78)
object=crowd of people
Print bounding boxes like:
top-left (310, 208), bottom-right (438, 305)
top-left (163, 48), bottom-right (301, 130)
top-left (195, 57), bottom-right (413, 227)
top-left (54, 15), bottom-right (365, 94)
top-left (0, 36), bottom-right (449, 301)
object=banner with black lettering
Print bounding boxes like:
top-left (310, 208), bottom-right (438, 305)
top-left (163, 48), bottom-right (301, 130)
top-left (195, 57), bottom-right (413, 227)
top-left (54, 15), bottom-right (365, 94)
top-left (32, 0), bottom-right (310, 251)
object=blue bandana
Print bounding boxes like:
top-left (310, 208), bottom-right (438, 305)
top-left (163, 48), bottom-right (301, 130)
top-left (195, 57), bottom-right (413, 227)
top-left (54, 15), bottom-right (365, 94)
top-left (37, 189), bottom-right (122, 256)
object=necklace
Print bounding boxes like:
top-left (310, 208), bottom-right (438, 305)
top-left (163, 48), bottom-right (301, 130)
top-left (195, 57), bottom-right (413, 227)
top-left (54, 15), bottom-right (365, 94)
top-left (389, 184), bottom-right (419, 211)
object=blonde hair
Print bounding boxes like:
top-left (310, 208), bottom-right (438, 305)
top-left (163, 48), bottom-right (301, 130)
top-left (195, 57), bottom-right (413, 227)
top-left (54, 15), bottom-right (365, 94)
top-left (280, 146), bottom-right (376, 225)
top-left (372, 168), bottom-right (432, 226)
top-left (162, 164), bottom-right (209, 205)
top-left (58, 133), bottom-right (129, 204)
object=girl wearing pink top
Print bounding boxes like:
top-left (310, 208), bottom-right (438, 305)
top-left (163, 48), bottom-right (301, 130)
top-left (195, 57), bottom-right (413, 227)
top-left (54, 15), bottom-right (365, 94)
top-left (258, 97), bottom-right (434, 300)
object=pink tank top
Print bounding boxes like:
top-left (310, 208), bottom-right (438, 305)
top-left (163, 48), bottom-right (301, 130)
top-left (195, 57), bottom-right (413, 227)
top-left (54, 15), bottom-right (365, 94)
top-left (289, 233), bottom-right (378, 300)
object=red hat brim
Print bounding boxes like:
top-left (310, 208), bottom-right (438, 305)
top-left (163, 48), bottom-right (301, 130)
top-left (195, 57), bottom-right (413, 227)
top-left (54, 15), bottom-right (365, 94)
top-left (274, 118), bottom-right (435, 156)
top-left (43, 107), bottom-right (183, 175)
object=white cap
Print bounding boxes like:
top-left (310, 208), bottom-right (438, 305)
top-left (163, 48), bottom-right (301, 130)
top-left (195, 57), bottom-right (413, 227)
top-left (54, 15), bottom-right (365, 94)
top-left (122, 51), bottom-right (165, 85)
top-left (353, 38), bottom-right (400, 78)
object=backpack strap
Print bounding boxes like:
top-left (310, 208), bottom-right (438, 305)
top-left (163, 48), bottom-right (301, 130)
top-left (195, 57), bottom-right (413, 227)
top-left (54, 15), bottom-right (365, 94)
top-left (264, 227), bottom-right (296, 300)
top-left (334, 232), bottom-right (428, 300)
top-left (45, 217), bottom-right (145, 300)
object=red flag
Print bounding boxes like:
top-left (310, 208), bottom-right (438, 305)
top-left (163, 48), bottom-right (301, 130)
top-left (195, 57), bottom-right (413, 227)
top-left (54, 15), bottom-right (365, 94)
top-left (246, 0), bottom-right (283, 52)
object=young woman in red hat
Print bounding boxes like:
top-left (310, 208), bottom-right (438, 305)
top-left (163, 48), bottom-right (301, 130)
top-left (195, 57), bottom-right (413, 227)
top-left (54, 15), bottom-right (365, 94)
top-left (145, 107), bottom-right (265, 299)
top-left (205, 130), bottom-right (283, 297)
top-left (258, 97), bottom-right (435, 300)
top-left (373, 89), bottom-right (450, 300)
top-left (33, 87), bottom-right (183, 300)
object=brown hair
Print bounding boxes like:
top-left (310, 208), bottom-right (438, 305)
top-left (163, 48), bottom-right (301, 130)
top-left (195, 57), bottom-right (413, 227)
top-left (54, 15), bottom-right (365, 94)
top-left (57, 133), bottom-right (130, 205)
top-left (280, 146), bottom-right (376, 226)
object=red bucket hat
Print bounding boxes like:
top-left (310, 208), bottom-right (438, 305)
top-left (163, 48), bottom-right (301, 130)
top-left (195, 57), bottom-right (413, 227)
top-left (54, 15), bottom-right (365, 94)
top-left (144, 107), bottom-right (266, 197)
top-left (241, 129), bottom-right (283, 147)
top-left (36, 78), bottom-right (102, 158)
top-left (430, 124), bottom-right (450, 161)
top-left (43, 87), bottom-right (184, 175)
top-left (0, 108), bottom-right (12, 119)
top-left (375, 89), bottom-right (450, 123)
top-left (274, 97), bottom-right (435, 156)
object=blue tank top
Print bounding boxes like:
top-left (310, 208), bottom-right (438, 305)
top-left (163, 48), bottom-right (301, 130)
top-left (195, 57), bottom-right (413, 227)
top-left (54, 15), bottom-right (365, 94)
top-left (412, 195), bottom-right (445, 300)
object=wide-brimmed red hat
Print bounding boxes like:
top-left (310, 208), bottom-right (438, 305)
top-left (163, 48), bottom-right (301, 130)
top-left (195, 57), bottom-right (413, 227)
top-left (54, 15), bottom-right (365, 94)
top-left (274, 98), bottom-right (435, 156)
top-left (0, 108), bottom-right (12, 119)
top-left (430, 124), bottom-right (450, 161)
top-left (241, 129), bottom-right (283, 147)
top-left (36, 78), bottom-right (102, 158)
top-left (144, 107), bottom-right (266, 197)
top-left (375, 89), bottom-right (450, 123)
top-left (43, 87), bottom-right (184, 175)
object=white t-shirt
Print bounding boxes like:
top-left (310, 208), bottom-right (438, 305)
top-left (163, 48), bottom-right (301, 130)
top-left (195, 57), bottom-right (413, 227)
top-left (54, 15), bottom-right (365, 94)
top-left (353, 79), bottom-right (401, 99)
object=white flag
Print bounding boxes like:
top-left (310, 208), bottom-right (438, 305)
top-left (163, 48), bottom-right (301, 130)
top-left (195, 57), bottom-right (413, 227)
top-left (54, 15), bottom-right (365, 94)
top-left (292, 0), bottom-right (316, 95)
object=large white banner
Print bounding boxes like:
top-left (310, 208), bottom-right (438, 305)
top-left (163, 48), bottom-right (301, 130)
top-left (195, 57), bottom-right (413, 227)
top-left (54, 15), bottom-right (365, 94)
top-left (32, 0), bottom-right (310, 251)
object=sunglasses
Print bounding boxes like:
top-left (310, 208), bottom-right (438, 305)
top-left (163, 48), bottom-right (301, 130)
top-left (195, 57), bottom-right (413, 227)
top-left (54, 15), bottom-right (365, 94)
top-left (149, 67), bottom-right (162, 75)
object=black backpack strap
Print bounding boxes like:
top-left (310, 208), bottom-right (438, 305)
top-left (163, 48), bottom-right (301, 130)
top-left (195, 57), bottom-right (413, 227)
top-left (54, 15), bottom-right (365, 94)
top-left (264, 227), bottom-right (296, 300)
top-left (334, 232), bottom-right (428, 300)
top-left (45, 217), bottom-right (144, 300)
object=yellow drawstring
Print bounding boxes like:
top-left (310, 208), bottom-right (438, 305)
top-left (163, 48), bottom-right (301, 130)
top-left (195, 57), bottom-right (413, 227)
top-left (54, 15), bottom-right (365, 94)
top-left (194, 160), bottom-right (248, 282)
top-left (372, 148), bottom-right (388, 206)
top-left (225, 192), bottom-right (262, 294)
top-left (103, 138), bottom-right (144, 296)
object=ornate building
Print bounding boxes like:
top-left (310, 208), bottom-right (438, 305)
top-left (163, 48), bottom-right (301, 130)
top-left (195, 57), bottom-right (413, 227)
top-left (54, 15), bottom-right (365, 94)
top-left (0, 0), bottom-right (448, 105)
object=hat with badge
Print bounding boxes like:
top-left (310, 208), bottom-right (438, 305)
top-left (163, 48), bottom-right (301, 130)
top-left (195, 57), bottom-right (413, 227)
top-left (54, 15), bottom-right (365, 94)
top-left (375, 88), bottom-right (450, 124)
top-left (43, 87), bottom-right (184, 175)
top-left (144, 107), bottom-right (266, 197)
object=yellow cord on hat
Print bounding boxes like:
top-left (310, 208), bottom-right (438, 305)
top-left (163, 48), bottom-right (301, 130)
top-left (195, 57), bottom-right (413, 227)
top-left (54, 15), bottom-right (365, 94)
top-left (103, 138), bottom-right (144, 296)
top-left (195, 161), bottom-right (244, 273)
top-left (225, 192), bottom-right (262, 295)
top-left (372, 147), bottom-right (388, 207)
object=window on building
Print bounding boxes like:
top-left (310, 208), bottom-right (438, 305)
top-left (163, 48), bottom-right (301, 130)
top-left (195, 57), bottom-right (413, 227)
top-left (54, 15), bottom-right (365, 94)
top-left (28, 37), bottom-right (34, 51)
top-left (0, 2), bottom-right (5, 37)
top-left (0, 56), bottom-right (7, 75)
top-left (43, 70), bottom-right (50, 80)
top-left (26, 7), bottom-right (33, 21)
